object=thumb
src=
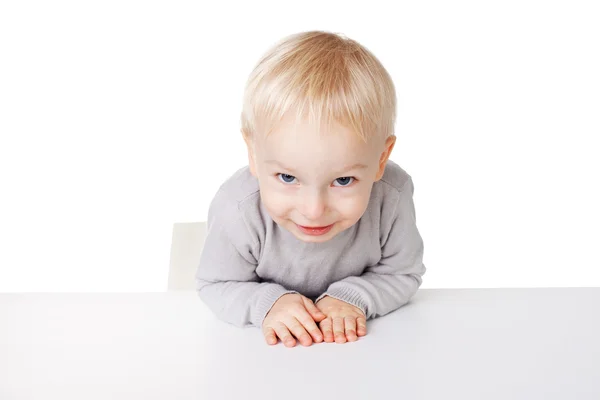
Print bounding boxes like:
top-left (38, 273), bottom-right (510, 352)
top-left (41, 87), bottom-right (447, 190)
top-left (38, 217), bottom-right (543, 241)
top-left (303, 297), bottom-right (326, 322)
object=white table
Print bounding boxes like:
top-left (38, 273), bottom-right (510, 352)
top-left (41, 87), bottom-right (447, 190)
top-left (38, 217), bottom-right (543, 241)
top-left (1, 288), bottom-right (599, 399)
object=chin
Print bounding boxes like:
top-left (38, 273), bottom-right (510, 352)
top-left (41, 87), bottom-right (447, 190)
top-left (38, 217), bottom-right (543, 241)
top-left (294, 231), bottom-right (336, 243)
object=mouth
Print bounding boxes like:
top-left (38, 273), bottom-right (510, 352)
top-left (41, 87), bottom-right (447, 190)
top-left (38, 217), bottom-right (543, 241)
top-left (296, 223), bottom-right (334, 236)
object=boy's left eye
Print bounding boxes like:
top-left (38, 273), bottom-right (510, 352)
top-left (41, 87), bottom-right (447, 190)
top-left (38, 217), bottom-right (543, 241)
top-left (332, 177), bottom-right (355, 187)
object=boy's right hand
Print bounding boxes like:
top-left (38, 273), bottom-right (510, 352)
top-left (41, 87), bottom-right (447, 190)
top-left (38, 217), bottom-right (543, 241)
top-left (262, 294), bottom-right (326, 347)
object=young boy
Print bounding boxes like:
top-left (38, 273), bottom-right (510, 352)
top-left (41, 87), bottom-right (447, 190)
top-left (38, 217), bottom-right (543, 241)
top-left (196, 30), bottom-right (426, 347)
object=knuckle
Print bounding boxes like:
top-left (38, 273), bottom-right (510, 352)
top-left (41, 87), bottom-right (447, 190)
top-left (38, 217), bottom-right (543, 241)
top-left (284, 318), bottom-right (301, 330)
top-left (262, 323), bottom-right (273, 333)
top-left (300, 316), bottom-right (317, 328)
top-left (291, 303), bottom-right (305, 313)
top-left (299, 334), bottom-right (311, 342)
top-left (286, 324), bottom-right (305, 337)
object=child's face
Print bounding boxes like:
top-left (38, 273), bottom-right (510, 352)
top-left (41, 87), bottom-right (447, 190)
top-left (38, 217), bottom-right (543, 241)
top-left (246, 113), bottom-right (395, 243)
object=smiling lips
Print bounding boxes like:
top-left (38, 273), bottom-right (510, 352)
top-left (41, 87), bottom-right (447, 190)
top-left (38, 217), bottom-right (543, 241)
top-left (296, 223), bottom-right (334, 236)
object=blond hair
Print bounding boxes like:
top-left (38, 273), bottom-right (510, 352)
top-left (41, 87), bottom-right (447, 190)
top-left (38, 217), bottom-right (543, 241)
top-left (240, 30), bottom-right (397, 143)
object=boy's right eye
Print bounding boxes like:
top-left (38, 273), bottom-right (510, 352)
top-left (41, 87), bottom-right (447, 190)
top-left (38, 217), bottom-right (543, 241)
top-left (277, 173), bottom-right (297, 184)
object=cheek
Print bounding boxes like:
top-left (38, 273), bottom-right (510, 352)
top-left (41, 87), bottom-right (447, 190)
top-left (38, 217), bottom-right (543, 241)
top-left (332, 189), bottom-right (371, 220)
top-left (258, 181), bottom-right (293, 218)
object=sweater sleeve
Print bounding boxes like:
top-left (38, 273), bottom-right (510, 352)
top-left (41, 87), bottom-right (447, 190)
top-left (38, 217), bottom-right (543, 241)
top-left (195, 190), bottom-right (297, 328)
top-left (315, 177), bottom-right (426, 319)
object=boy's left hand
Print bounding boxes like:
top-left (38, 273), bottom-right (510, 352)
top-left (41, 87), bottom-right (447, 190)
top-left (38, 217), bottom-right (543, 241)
top-left (315, 296), bottom-right (367, 343)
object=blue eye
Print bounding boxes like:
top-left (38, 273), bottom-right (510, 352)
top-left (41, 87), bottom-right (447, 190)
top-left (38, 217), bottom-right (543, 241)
top-left (333, 177), bottom-right (354, 187)
top-left (277, 173), bottom-right (297, 184)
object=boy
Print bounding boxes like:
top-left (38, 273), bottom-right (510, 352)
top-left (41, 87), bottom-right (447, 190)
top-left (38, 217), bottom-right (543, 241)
top-left (196, 30), bottom-right (426, 347)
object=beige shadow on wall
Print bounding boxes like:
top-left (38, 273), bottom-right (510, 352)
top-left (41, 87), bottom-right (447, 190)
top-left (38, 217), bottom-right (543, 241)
top-left (168, 222), bottom-right (207, 291)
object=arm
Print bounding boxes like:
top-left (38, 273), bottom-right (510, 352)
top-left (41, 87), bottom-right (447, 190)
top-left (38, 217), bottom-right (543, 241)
top-left (195, 192), bottom-right (296, 328)
top-left (316, 177), bottom-right (426, 319)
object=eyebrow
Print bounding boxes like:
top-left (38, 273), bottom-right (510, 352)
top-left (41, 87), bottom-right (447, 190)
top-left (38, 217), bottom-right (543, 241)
top-left (265, 160), bottom-right (368, 175)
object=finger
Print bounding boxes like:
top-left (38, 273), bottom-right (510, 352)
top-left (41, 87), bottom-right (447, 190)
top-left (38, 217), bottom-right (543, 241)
top-left (344, 316), bottom-right (358, 342)
top-left (284, 317), bottom-right (313, 347)
top-left (296, 310), bottom-right (323, 343)
top-left (272, 323), bottom-right (296, 348)
top-left (302, 297), bottom-right (326, 322)
top-left (263, 327), bottom-right (278, 345)
top-left (333, 317), bottom-right (346, 343)
top-left (319, 317), bottom-right (334, 342)
top-left (356, 317), bottom-right (367, 336)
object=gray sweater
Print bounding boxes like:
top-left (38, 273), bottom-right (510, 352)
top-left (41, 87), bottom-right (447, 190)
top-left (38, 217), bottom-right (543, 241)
top-left (195, 160), bottom-right (426, 328)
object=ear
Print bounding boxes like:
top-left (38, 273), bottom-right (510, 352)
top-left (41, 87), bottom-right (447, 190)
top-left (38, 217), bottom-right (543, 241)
top-left (242, 129), bottom-right (258, 177)
top-left (375, 135), bottom-right (396, 181)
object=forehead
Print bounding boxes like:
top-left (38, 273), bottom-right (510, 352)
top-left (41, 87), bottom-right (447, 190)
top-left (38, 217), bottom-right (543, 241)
top-left (257, 113), bottom-right (375, 163)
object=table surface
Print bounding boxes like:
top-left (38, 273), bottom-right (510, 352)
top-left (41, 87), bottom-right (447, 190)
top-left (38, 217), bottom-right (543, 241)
top-left (1, 288), bottom-right (599, 400)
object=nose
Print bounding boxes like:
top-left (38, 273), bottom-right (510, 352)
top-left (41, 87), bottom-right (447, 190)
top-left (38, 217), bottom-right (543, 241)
top-left (299, 190), bottom-right (326, 222)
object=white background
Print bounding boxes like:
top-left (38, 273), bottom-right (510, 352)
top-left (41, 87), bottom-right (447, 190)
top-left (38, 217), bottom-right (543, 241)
top-left (1, 0), bottom-right (598, 292)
